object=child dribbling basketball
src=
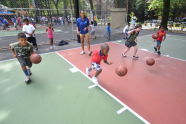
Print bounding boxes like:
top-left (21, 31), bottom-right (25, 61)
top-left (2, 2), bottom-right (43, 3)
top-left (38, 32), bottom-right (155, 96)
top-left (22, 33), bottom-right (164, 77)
top-left (10, 33), bottom-right (34, 84)
top-left (122, 24), bottom-right (142, 59)
top-left (86, 43), bottom-right (112, 84)
top-left (154, 26), bottom-right (166, 55)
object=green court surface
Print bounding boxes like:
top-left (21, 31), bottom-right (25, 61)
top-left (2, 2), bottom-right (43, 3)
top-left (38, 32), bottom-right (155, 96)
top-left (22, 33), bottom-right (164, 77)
top-left (0, 53), bottom-right (144, 124)
top-left (117, 34), bottom-right (186, 60)
top-left (0, 29), bottom-right (61, 37)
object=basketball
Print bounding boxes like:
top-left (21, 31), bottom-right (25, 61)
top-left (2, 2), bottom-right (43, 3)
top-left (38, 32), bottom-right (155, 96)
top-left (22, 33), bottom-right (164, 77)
top-left (115, 65), bottom-right (128, 77)
top-left (152, 34), bottom-right (158, 39)
top-left (30, 54), bottom-right (42, 64)
top-left (146, 57), bottom-right (155, 66)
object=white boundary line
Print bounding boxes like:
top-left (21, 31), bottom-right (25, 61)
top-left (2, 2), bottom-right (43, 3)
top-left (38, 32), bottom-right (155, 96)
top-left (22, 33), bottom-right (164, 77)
top-left (55, 52), bottom-right (150, 124)
top-left (113, 41), bottom-right (186, 62)
top-left (117, 107), bottom-right (127, 115)
top-left (88, 84), bottom-right (98, 89)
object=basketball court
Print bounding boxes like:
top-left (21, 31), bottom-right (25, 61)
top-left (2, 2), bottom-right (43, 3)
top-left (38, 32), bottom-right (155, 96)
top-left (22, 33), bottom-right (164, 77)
top-left (0, 34), bottom-right (186, 124)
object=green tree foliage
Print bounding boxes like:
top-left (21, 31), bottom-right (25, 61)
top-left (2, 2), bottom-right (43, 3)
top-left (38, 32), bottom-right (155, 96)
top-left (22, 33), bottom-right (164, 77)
top-left (148, 0), bottom-right (186, 19)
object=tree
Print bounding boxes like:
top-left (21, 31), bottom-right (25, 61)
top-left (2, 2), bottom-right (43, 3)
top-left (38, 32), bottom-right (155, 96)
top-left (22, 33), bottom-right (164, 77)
top-left (89, 0), bottom-right (95, 18)
top-left (51, 0), bottom-right (60, 17)
top-left (73, 0), bottom-right (79, 18)
top-left (114, 0), bottom-right (125, 8)
top-left (160, 0), bottom-right (170, 29)
top-left (135, 0), bottom-right (148, 22)
top-left (63, 0), bottom-right (68, 17)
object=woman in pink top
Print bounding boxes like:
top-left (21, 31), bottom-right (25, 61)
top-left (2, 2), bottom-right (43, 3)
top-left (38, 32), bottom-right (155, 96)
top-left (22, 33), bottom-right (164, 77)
top-left (46, 24), bottom-right (54, 49)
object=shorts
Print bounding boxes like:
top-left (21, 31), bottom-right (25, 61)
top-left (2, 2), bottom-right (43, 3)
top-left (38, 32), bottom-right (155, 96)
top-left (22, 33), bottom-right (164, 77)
top-left (156, 40), bottom-right (162, 46)
top-left (125, 41), bottom-right (137, 48)
top-left (17, 57), bottom-right (32, 68)
top-left (48, 35), bottom-right (54, 39)
top-left (27, 37), bottom-right (37, 46)
top-left (91, 62), bottom-right (101, 71)
top-left (80, 33), bottom-right (89, 37)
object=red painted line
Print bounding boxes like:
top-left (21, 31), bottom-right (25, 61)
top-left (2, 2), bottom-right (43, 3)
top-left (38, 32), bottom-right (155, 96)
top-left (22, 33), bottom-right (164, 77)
top-left (57, 42), bottom-right (186, 124)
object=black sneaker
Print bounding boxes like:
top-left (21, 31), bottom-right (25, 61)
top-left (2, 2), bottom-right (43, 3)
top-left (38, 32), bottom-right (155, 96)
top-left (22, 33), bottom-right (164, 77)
top-left (133, 56), bottom-right (139, 59)
top-left (154, 47), bottom-right (157, 52)
top-left (157, 51), bottom-right (161, 55)
top-left (88, 51), bottom-right (93, 56)
top-left (29, 72), bottom-right (32, 76)
top-left (25, 77), bottom-right (32, 85)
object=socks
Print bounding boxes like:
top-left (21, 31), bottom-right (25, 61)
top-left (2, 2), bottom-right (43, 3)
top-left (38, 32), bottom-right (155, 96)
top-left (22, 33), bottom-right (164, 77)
top-left (23, 69), bottom-right (29, 76)
top-left (27, 69), bottom-right (31, 75)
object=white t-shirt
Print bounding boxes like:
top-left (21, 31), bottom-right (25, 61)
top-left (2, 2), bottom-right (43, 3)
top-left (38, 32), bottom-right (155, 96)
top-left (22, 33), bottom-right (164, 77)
top-left (22, 24), bottom-right (35, 37)
top-left (123, 25), bottom-right (130, 33)
top-left (90, 25), bottom-right (95, 32)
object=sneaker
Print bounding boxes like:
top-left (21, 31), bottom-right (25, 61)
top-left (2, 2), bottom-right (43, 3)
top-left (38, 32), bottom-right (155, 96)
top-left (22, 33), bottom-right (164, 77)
top-left (157, 51), bottom-right (161, 55)
top-left (86, 68), bottom-right (90, 76)
top-left (25, 76), bottom-right (31, 85)
top-left (34, 47), bottom-right (38, 51)
top-left (122, 53), bottom-right (127, 57)
top-left (154, 47), bottom-right (157, 52)
top-left (88, 51), bottom-right (92, 56)
top-left (92, 77), bottom-right (98, 84)
top-left (80, 51), bottom-right (85, 55)
top-left (133, 56), bottom-right (139, 59)
top-left (50, 46), bottom-right (54, 50)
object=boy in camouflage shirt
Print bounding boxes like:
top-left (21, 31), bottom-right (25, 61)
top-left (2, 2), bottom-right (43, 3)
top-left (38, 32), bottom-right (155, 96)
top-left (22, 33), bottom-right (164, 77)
top-left (10, 33), bottom-right (33, 84)
top-left (122, 24), bottom-right (142, 59)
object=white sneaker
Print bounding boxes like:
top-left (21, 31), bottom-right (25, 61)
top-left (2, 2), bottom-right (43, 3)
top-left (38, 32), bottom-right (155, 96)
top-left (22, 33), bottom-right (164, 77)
top-left (80, 51), bottom-right (85, 55)
top-left (122, 53), bottom-right (127, 57)
top-left (25, 76), bottom-right (31, 84)
top-left (92, 77), bottom-right (98, 84)
top-left (50, 46), bottom-right (54, 49)
top-left (86, 68), bottom-right (90, 76)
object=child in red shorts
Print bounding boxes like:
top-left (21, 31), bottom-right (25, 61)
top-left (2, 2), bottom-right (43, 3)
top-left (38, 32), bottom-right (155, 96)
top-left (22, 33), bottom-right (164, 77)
top-left (86, 43), bottom-right (112, 84)
top-left (154, 26), bottom-right (166, 55)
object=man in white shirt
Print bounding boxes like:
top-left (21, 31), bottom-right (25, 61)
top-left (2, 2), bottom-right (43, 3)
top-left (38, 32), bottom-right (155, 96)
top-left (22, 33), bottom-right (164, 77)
top-left (123, 23), bottom-right (130, 39)
top-left (22, 18), bottom-right (38, 50)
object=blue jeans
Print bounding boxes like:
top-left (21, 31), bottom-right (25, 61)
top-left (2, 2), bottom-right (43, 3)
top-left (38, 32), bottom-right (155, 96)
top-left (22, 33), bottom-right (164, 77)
top-left (156, 40), bottom-right (162, 46)
top-left (107, 32), bottom-right (111, 40)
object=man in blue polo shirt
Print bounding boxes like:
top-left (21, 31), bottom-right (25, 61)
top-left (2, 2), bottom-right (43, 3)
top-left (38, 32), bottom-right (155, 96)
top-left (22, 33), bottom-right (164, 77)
top-left (76, 11), bottom-right (92, 56)
top-left (2, 18), bottom-right (9, 30)
top-left (11, 17), bottom-right (18, 30)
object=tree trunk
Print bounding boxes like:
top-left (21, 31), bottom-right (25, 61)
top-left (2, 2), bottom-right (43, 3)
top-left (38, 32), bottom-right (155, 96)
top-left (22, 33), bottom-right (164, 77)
top-left (96, 0), bottom-right (102, 18)
top-left (160, 0), bottom-right (170, 30)
top-left (64, 0), bottom-right (68, 17)
top-left (89, 0), bottom-right (95, 18)
top-left (73, 0), bottom-right (79, 19)
top-left (114, 0), bottom-right (125, 8)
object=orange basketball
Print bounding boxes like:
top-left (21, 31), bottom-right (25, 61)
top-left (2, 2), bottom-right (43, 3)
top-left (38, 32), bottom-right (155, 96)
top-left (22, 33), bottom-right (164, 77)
top-left (152, 34), bottom-right (158, 39)
top-left (30, 54), bottom-right (42, 64)
top-left (115, 65), bottom-right (128, 77)
top-left (146, 57), bottom-right (155, 66)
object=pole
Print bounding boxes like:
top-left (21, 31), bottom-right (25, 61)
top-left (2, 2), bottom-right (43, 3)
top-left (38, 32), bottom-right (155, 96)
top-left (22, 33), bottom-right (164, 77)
top-left (75, 0), bottom-right (79, 19)
top-left (74, 0), bottom-right (80, 43)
